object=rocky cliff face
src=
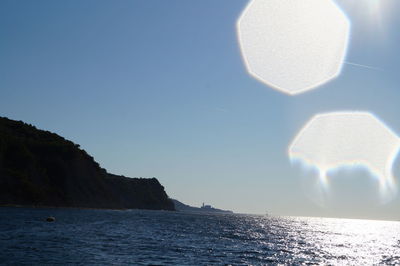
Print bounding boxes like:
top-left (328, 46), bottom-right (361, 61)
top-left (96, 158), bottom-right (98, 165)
top-left (0, 117), bottom-right (174, 210)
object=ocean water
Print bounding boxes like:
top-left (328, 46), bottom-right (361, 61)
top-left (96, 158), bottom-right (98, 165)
top-left (1, 207), bottom-right (400, 265)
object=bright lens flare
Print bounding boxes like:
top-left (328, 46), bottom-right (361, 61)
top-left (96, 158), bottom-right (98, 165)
top-left (351, 0), bottom-right (387, 18)
top-left (338, 0), bottom-right (394, 32)
top-left (289, 112), bottom-right (400, 202)
top-left (367, 0), bottom-right (382, 14)
top-left (237, 0), bottom-right (350, 95)
top-left (362, 0), bottom-right (391, 29)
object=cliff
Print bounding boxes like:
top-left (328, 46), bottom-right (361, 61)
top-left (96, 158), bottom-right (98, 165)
top-left (0, 117), bottom-right (174, 210)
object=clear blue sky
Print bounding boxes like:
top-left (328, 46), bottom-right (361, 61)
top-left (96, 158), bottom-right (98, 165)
top-left (1, 0), bottom-right (400, 220)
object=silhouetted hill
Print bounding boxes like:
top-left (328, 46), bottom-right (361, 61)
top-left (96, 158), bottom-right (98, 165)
top-left (0, 117), bottom-right (174, 210)
top-left (172, 199), bottom-right (233, 214)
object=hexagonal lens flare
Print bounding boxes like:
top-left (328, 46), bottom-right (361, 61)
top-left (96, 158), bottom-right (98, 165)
top-left (289, 112), bottom-right (400, 202)
top-left (237, 0), bottom-right (350, 95)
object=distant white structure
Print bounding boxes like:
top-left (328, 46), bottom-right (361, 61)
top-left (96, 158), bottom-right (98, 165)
top-left (289, 112), bottom-right (400, 200)
top-left (237, 0), bottom-right (350, 95)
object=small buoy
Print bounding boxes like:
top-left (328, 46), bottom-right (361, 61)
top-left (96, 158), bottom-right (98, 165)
top-left (46, 216), bottom-right (55, 222)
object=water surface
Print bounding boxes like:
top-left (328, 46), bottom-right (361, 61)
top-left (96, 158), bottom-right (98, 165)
top-left (1, 207), bottom-right (399, 265)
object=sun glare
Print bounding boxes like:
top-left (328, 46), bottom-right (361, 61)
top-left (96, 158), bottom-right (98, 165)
top-left (237, 0), bottom-right (350, 95)
top-left (337, 0), bottom-right (394, 32)
top-left (288, 112), bottom-right (400, 202)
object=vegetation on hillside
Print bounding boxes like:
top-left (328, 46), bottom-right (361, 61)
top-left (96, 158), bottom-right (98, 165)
top-left (0, 117), bottom-right (174, 210)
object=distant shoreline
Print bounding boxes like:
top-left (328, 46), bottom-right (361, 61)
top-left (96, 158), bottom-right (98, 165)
top-left (0, 204), bottom-right (175, 212)
top-left (172, 199), bottom-right (234, 214)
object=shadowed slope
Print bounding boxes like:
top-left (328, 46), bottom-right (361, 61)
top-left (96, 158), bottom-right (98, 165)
top-left (0, 117), bottom-right (174, 210)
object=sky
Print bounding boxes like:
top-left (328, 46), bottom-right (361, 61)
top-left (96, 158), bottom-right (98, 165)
top-left (1, 0), bottom-right (400, 220)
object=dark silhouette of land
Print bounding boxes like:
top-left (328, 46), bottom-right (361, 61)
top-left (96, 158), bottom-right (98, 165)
top-left (0, 117), bottom-right (174, 210)
top-left (172, 199), bottom-right (233, 214)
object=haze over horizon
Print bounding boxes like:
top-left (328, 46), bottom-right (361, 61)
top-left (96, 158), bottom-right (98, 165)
top-left (2, 0), bottom-right (400, 220)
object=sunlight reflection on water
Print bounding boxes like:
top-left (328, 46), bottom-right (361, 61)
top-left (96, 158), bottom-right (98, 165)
top-left (1, 208), bottom-right (400, 265)
top-left (287, 217), bottom-right (400, 264)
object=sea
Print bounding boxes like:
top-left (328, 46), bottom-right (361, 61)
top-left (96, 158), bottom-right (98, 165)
top-left (1, 207), bottom-right (399, 265)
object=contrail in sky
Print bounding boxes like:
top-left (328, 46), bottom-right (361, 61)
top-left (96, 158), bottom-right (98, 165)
top-left (345, 61), bottom-right (383, 71)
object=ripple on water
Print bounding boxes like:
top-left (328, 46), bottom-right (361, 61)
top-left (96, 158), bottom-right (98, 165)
top-left (0, 208), bottom-right (400, 265)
